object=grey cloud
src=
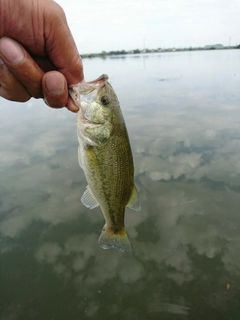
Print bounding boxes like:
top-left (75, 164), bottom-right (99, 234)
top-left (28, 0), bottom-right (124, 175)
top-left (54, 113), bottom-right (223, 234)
top-left (56, 0), bottom-right (240, 53)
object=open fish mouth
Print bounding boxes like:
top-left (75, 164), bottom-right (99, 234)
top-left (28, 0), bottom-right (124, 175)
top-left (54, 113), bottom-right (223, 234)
top-left (69, 74), bottom-right (108, 94)
top-left (69, 75), bottom-right (109, 115)
top-left (83, 74), bottom-right (108, 86)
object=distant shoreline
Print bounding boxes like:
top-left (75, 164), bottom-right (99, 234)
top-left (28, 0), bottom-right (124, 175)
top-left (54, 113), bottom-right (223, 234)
top-left (81, 45), bottom-right (240, 59)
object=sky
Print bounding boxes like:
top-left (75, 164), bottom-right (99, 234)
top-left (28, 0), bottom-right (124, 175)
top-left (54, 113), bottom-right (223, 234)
top-left (55, 0), bottom-right (240, 54)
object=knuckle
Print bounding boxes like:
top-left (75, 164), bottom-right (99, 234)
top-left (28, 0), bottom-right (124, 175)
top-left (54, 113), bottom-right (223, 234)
top-left (49, 2), bottom-right (66, 23)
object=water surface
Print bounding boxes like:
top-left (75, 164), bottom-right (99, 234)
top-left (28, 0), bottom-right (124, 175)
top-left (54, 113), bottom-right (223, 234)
top-left (1, 50), bottom-right (240, 319)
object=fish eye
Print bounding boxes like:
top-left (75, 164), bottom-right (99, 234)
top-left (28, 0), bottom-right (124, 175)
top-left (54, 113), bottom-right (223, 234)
top-left (100, 96), bottom-right (109, 106)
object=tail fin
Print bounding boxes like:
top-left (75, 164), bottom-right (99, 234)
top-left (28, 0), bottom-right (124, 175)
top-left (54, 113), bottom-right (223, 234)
top-left (98, 225), bottom-right (132, 253)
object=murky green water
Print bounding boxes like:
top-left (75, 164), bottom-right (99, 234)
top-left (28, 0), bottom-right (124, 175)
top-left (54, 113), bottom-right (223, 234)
top-left (1, 50), bottom-right (240, 320)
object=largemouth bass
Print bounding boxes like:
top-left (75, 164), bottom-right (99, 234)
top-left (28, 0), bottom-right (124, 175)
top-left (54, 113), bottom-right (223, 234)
top-left (69, 74), bottom-right (140, 252)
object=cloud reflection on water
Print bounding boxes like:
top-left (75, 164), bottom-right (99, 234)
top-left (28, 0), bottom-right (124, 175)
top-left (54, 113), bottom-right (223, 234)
top-left (1, 50), bottom-right (240, 319)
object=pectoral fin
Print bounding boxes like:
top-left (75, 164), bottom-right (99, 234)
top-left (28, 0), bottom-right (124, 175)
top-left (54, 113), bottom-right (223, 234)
top-left (81, 186), bottom-right (99, 209)
top-left (127, 185), bottom-right (141, 211)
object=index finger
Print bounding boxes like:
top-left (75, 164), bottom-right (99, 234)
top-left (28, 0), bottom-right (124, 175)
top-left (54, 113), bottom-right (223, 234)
top-left (0, 37), bottom-right (44, 98)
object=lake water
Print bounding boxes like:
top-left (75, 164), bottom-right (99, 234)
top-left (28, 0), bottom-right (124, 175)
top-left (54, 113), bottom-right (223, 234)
top-left (1, 50), bottom-right (240, 320)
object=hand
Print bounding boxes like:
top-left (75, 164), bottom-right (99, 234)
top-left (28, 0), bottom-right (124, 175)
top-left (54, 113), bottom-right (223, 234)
top-left (0, 0), bottom-right (84, 112)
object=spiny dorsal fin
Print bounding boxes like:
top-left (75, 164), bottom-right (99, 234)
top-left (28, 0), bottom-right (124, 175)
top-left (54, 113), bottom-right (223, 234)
top-left (127, 185), bottom-right (141, 211)
top-left (81, 186), bottom-right (99, 209)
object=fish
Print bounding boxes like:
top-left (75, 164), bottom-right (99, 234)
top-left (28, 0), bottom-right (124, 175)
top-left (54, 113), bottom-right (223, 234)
top-left (69, 74), bottom-right (141, 252)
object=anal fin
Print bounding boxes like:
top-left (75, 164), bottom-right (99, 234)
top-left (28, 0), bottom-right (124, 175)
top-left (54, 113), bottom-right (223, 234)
top-left (127, 185), bottom-right (141, 211)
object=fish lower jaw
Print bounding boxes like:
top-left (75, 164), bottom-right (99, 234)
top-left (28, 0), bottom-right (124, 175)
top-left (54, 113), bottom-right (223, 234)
top-left (79, 113), bottom-right (103, 125)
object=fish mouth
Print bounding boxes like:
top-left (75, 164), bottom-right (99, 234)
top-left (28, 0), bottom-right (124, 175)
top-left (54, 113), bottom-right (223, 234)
top-left (86, 74), bottom-right (108, 85)
top-left (70, 74), bottom-right (109, 94)
top-left (69, 74), bottom-right (109, 110)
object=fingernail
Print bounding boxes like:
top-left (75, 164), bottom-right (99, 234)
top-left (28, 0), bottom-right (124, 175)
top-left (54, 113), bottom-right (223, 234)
top-left (0, 38), bottom-right (24, 65)
top-left (45, 74), bottom-right (66, 95)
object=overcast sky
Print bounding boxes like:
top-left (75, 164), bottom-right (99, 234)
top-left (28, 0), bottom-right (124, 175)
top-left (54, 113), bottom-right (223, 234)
top-left (55, 0), bottom-right (240, 54)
